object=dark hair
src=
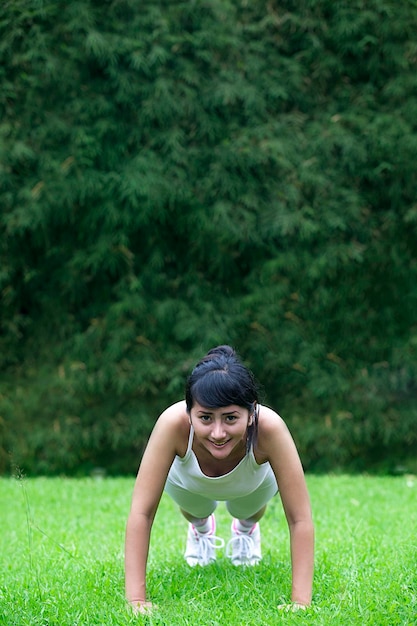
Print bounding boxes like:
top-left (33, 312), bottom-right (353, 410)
top-left (185, 345), bottom-right (259, 450)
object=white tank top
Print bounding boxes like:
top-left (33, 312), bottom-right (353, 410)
top-left (166, 425), bottom-right (276, 501)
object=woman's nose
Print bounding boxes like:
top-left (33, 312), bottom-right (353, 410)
top-left (211, 421), bottom-right (226, 440)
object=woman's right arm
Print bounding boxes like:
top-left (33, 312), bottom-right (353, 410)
top-left (125, 404), bottom-right (185, 611)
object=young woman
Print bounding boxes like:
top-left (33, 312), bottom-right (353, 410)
top-left (125, 346), bottom-right (314, 613)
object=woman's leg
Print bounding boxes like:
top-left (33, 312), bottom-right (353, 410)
top-left (234, 504), bottom-right (267, 527)
top-left (225, 472), bottom-right (277, 521)
top-left (180, 508), bottom-right (214, 533)
top-left (165, 480), bottom-right (217, 519)
top-left (225, 476), bottom-right (278, 565)
top-left (164, 481), bottom-right (222, 564)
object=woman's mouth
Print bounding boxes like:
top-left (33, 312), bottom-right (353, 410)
top-left (210, 440), bottom-right (230, 448)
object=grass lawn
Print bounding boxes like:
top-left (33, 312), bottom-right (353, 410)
top-left (0, 474), bottom-right (416, 625)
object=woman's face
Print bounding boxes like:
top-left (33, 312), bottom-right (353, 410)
top-left (189, 401), bottom-right (253, 460)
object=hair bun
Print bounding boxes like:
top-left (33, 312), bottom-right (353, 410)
top-left (206, 345), bottom-right (236, 359)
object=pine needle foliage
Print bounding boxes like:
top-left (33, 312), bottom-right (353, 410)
top-left (1, 0), bottom-right (417, 473)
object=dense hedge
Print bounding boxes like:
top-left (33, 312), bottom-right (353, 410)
top-left (1, 0), bottom-right (417, 474)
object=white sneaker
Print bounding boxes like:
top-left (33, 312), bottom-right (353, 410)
top-left (184, 514), bottom-right (225, 566)
top-left (226, 520), bottom-right (262, 566)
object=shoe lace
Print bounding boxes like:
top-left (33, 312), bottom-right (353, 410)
top-left (226, 533), bottom-right (254, 560)
top-left (196, 532), bottom-right (224, 562)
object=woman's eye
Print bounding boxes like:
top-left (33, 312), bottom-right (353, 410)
top-left (200, 415), bottom-right (211, 422)
top-left (226, 415), bottom-right (237, 423)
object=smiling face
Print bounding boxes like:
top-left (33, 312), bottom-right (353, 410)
top-left (189, 402), bottom-right (253, 460)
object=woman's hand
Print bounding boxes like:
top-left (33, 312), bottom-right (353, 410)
top-left (129, 600), bottom-right (154, 614)
top-left (277, 602), bottom-right (307, 611)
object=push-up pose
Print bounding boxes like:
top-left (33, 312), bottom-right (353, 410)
top-left (125, 345), bottom-right (314, 612)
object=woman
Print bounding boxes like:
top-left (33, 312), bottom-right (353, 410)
top-left (125, 346), bottom-right (314, 613)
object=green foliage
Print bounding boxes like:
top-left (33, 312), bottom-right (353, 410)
top-left (1, 0), bottom-right (417, 473)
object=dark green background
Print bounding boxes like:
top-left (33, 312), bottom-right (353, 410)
top-left (1, 0), bottom-right (416, 474)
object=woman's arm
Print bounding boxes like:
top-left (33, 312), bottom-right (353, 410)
top-left (258, 407), bottom-right (314, 606)
top-left (125, 403), bottom-right (186, 610)
top-left (287, 511), bottom-right (314, 605)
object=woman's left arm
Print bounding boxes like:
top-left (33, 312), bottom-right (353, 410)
top-left (259, 407), bottom-right (314, 607)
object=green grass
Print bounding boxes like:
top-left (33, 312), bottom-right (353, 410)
top-left (1, 474), bottom-right (416, 625)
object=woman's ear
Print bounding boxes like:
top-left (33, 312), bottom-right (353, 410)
top-left (248, 402), bottom-right (257, 426)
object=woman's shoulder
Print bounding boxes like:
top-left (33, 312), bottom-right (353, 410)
top-left (159, 400), bottom-right (188, 419)
top-left (255, 404), bottom-right (292, 462)
top-left (258, 404), bottom-right (287, 432)
top-left (156, 400), bottom-right (189, 428)
top-left (153, 401), bottom-right (190, 453)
